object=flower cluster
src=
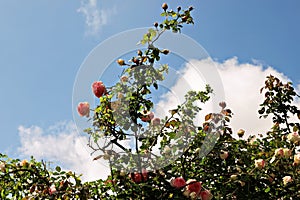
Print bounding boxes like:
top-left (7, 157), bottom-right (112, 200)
top-left (171, 177), bottom-right (212, 200)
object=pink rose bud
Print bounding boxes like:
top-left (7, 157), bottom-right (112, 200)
top-left (77, 102), bottom-right (90, 117)
top-left (49, 185), bottom-right (57, 195)
top-left (151, 118), bottom-right (160, 126)
top-left (282, 175), bottom-right (292, 185)
top-left (200, 190), bottom-right (213, 200)
top-left (254, 159), bottom-right (265, 169)
top-left (186, 179), bottom-right (201, 195)
top-left (92, 81), bottom-right (106, 98)
top-left (170, 177), bottom-right (186, 188)
top-left (219, 150), bottom-right (229, 160)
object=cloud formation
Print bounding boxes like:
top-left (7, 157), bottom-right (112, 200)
top-left (18, 121), bottom-right (110, 181)
top-left (77, 0), bottom-right (116, 36)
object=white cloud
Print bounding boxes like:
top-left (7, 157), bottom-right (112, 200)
top-left (18, 121), bottom-right (110, 182)
top-left (156, 57), bottom-right (300, 138)
top-left (77, 0), bottom-right (116, 36)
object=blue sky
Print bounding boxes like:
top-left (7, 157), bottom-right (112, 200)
top-left (1, 0), bottom-right (300, 180)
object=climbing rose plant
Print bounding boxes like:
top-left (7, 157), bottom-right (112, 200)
top-left (1, 3), bottom-right (300, 199)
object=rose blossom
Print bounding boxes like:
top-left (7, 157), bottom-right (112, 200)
top-left (254, 159), bottom-right (265, 169)
top-left (77, 102), bottom-right (90, 117)
top-left (49, 185), bottom-right (57, 195)
top-left (130, 172), bottom-right (142, 183)
top-left (219, 150), bottom-right (229, 160)
top-left (170, 177), bottom-right (186, 188)
top-left (151, 117), bottom-right (161, 126)
top-left (92, 81), bottom-right (106, 98)
top-left (282, 176), bottom-right (292, 185)
top-left (294, 154), bottom-right (300, 165)
top-left (200, 190), bottom-right (213, 200)
top-left (274, 148), bottom-right (284, 157)
top-left (287, 132), bottom-right (300, 143)
top-left (283, 148), bottom-right (291, 158)
top-left (186, 179), bottom-right (201, 195)
top-left (141, 112), bottom-right (154, 122)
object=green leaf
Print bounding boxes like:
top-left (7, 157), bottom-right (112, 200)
top-left (55, 166), bottom-right (61, 172)
top-left (264, 187), bottom-right (270, 193)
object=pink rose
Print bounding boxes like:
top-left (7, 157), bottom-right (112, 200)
top-left (92, 81), bottom-right (106, 98)
top-left (170, 177), bottom-right (186, 188)
top-left (274, 148), bottom-right (284, 157)
top-left (49, 185), bottom-right (57, 195)
top-left (186, 179), bottom-right (201, 195)
top-left (254, 159), bottom-right (265, 169)
top-left (200, 190), bottom-right (213, 200)
top-left (77, 102), bottom-right (90, 117)
top-left (282, 176), bottom-right (292, 185)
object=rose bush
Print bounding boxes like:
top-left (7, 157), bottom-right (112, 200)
top-left (1, 3), bottom-right (300, 199)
